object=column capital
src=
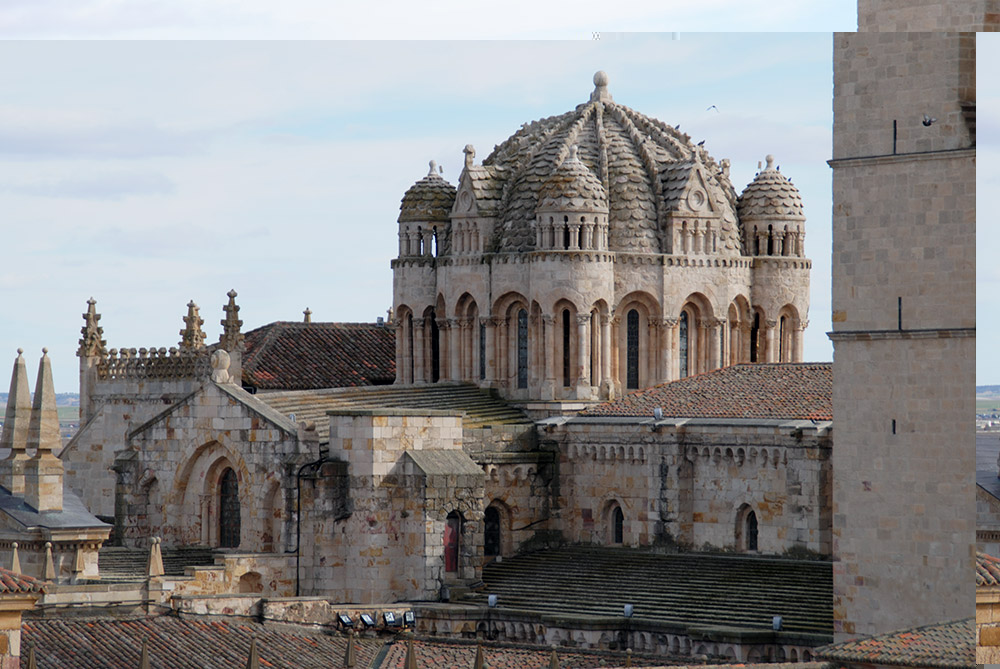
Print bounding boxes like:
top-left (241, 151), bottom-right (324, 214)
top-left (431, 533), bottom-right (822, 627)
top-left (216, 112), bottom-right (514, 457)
top-left (575, 314), bottom-right (592, 327)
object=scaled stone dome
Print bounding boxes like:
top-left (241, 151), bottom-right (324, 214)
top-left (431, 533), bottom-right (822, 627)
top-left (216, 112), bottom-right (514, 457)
top-left (398, 160), bottom-right (457, 223)
top-left (536, 145), bottom-right (609, 214)
top-left (736, 155), bottom-right (805, 221)
top-left (483, 71), bottom-right (739, 254)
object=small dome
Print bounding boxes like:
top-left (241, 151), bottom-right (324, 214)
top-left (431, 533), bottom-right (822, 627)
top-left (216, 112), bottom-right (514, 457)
top-left (536, 146), bottom-right (609, 214)
top-left (736, 155), bottom-right (805, 221)
top-left (398, 161), bottom-right (457, 223)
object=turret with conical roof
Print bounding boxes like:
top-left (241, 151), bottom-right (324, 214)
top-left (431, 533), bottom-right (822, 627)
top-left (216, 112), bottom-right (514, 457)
top-left (397, 160), bottom-right (456, 259)
top-left (737, 155), bottom-right (806, 257)
top-left (534, 145), bottom-right (609, 251)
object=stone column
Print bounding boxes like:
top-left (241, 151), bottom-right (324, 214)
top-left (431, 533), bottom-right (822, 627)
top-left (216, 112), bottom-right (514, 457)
top-left (575, 314), bottom-right (591, 393)
top-left (692, 225), bottom-right (703, 254)
top-left (774, 230), bottom-right (785, 256)
top-left (394, 319), bottom-right (405, 384)
top-left (764, 319), bottom-right (778, 363)
top-left (412, 318), bottom-right (426, 383)
top-left (600, 314), bottom-right (613, 398)
top-left (661, 318), bottom-right (677, 384)
top-left (535, 219), bottom-right (544, 248)
top-left (795, 321), bottom-right (808, 362)
top-left (569, 224), bottom-right (580, 250)
top-left (445, 320), bottom-right (461, 381)
top-left (709, 319), bottom-right (723, 370)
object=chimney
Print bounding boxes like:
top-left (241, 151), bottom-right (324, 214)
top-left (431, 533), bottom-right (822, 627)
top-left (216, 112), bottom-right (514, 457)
top-left (25, 349), bottom-right (64, 513)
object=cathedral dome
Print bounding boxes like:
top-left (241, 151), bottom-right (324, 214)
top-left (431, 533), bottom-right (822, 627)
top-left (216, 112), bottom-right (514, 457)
top-left (536, 145), bottom-right (609, 214)
top-left (398, 161), bottom-right (457, 223)
top-left (736, 155), bottom-right (805, 221)
top-left (482, 71), bottom-right (739, 254)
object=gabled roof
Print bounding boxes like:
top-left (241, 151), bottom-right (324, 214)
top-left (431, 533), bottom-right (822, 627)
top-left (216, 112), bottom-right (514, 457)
top-left (581, 363), bottom-right (832, 421)
top-left (242, 321), bottom-right (395, 391)
top-left (0, 566), bottom-right (42, 594)
top-left (405, 449), bottom-right (484, 477)
top-left (815, 618), bottom-right (974, 669)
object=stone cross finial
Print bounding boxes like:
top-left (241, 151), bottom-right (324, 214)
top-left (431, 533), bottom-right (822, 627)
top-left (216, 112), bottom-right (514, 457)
top-left (78, 297), bottom-right (107, 358)
top-left (180, 300), bottom-right (206, 350)
top-left (464, 144), bottom-right (475, 169)
top-left (303, 308), bottom-right (312, 323)
top-left (219, 289), bottom-right (245, 352)
top-left (590, 70), bottom-right (612, 103)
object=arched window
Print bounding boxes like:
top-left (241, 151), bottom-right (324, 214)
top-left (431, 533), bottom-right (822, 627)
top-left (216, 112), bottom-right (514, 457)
top-left (479, 321), bottom-right (486, 381)
top-left (516, 309), bottom-right (528, 389)
top-left (679, 312), bottom-right (689, 378)
top-left (745, 510), bottom-right (758, 551)
top-left (484, 507), bottom-right (501, 557)
top-left (430, 312), bottom-right (440, 383)
top-left (562, 309), bottom-right (571, 388)
top-left (626, 309), bottom-right (639, 389)
top-left (750, 313), bottom-right (760, 363)
top-left (767, 224), bottom-right (774, 256)
top-left (779, 316), bottom-right (787, 362)
top-left (612, 506), bottom-right (624, 545)
top-left (563, 216), bottom-right (570, 249)
top-left (219, 467), bottom-right (240, 548)
top-left (445, 511), bottom-right (463, 573)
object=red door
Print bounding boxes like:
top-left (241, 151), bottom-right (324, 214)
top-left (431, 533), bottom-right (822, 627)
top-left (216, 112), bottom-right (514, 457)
top-left (444, 514), bottom-right (460, 572)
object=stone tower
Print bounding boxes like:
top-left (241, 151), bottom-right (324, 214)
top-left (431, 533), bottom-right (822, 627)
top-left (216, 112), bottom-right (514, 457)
top-left (829, 23), bottom-right (976, 639)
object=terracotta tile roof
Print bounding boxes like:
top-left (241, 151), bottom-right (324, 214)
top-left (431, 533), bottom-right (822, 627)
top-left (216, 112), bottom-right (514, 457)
top-left (241, 321), bottom-right (395, 391)
top-left (978, 552), bottom-right (1000, 587)
top-left (581, 363), bottom-right (832, 421)
top-left (378, 637), bottom-right (678, 668)
top-left (0, 567), bottom-right (42, 594)
top-left (22, 615), bottom-right (384, 669)
top-left (815, 618), bottom-right (974, 669)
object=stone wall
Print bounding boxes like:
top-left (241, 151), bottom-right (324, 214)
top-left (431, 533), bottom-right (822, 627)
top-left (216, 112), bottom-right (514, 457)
top-left (858, 0), bottom-right (999, 30)
top-left (546, 418), bottom-right (832, 555)
top-left (830, 30), bottom-right (976, 640)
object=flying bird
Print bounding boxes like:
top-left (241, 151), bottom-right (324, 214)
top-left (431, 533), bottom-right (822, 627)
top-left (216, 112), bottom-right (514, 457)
top-left (706, 105), bottom-right (719, 113)
top-left (696, 140), bottom-right (705, 146)
top-left (922, 114), bottom-right (937, 126)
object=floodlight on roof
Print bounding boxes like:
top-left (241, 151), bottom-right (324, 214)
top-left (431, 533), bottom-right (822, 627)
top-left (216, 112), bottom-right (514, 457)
top-left (360, 613), bottom-right (377, 628)
top-left (403, 611), bottom-right (415, 627)
top-left (488, 594), bottom-right (498, 608)
top-left (772, 616), bottom-right (782, 631)
top-left (338, 613), bottom-right (354, 628)
top-left (623, 604), bottom-right (634, 618)
top-left (384, 611), bottom-right (401, 627)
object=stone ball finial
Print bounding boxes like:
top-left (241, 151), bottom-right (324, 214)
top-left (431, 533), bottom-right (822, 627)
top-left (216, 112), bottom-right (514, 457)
top-left (567, 145), bottom-right (579, 162)
top-left (590, 70), bottom-right (612, 103)
top-left (227, 289), bottom-right (237, 299)
top-left (765, 154), bottom-right (775, 169)
top-left (42, 348), bottom-right (48, 355)
top-left (210, 349), bottom-right (231, 384)
top-left (16, 348), bottom-right (22, 356)
top-left (428, 160), bottom-right (438, 176)
top-left (594, 70), bottom-right (609, 87)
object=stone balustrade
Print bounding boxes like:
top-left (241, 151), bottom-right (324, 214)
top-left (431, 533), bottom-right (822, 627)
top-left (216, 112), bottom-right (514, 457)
top-left (96, 347), bottom-right (212, 381)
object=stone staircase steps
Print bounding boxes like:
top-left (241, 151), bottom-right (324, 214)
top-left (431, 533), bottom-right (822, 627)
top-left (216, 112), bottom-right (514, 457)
top-left (258, 383), bottom-right (532, 441)
top-left (473, 547), bottom-right (833, 636)
top-left (99, 546), bottom-right (217, 580)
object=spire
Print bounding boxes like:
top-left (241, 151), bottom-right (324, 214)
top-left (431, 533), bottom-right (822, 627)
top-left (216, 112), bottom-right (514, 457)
top-left (0, 349), bottom-right (32, 494)
top-left (77, 298), bottom-right (107, 358)
top-left (245, 637), bottom-right (260, 669)
top-left (25, 349), bottom-right (64, 512)
top-left (219, 290), bottom-right (244, 351)
top-left (179, 300), bottom-right (206, 350)
top-left (138, 638), bottom-right (150, 669)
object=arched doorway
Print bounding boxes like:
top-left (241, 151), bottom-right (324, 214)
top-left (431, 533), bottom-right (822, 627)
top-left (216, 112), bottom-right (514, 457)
top-left (484, 506), bottom-right (501, 558)
top-left (736, 503), bottom-right (758, 552)
top-left (445, 511), bottom-right (463, 573)
top-left (219, 467), bottom-right (240, 548)
top-left (612, 506), bottom-right (624, 544)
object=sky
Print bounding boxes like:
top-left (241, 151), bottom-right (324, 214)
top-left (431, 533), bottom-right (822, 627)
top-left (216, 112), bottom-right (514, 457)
top-left (978, 33), bottom-right (999, 385)
top-left (0, 35), bottom-right (839, 392)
